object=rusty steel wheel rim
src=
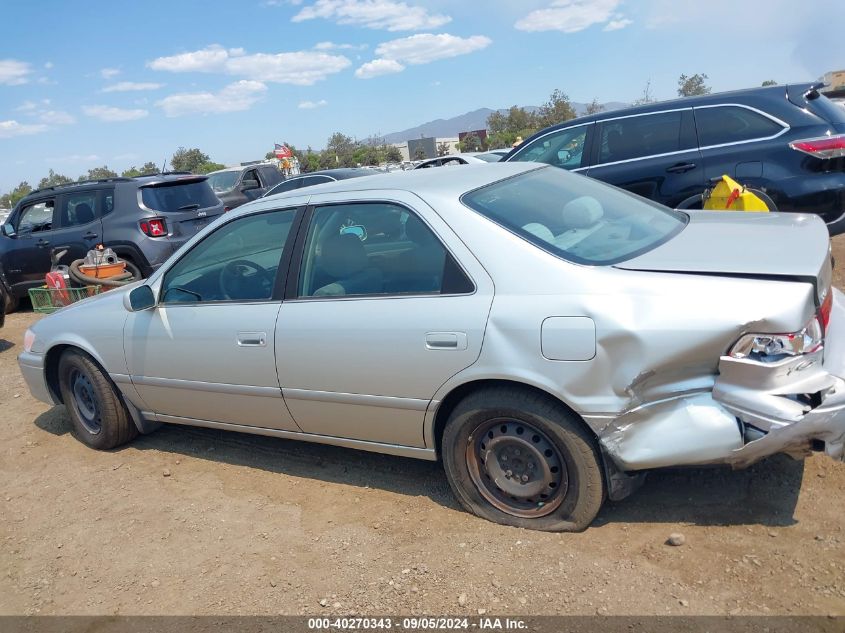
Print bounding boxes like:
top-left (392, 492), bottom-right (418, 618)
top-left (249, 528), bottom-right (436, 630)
top-left (465, 418), bottom-right (568, 518)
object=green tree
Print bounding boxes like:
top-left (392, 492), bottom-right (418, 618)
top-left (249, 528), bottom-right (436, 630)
top-left (412, 146), bottom-right (427, 161)
top-left (761, 79), bottom-right (778, 87)
top-left (585, 98), bottom-right (604, 115)
top-left (122, 161), bottom-right (160, 178)
top-left (536, 89), bottom-right (576, 129)
top-left (677, 73), bottom-right (711, 97)
top-left (437, 141), bottom-right (451, 157)
top-left (82, 166), bottom-right (118, 181)
top-left (1, 182), bottom-right (32, 208)
top-left (325, 132), bottom-right (359, 167)
top-left (195, 161), bottom-right (226, 174)
top-left (385, 146), bottom-right (402, 163)
top-left (38, 169), bottom-right (73, 189)
top-left (459, 133), bottom-right (482, 152)
top-left (170, 147), bottom-right (211, 173)
top-left (302, 149), bottom-right (321, 173)
top-left (633, 79), bottom-right (656, 106)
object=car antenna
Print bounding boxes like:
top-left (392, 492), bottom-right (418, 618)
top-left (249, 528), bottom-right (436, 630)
top-left (160, 157), bottom-right (167, 174)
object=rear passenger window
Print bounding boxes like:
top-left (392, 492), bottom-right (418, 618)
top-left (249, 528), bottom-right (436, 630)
top-left (599, 111), bottom-right (683, 164)
top-left (60, 192), bottom-right (97, 227)
top-left (297, 203), bottom-right (473, 298)
top-left (694, 106), bottom-right (785, 147)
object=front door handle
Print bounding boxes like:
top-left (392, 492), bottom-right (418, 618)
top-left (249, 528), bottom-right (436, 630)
top-left (237, 331), bottom-right (267, 347)
top-left (666, 162), bottom-right (697, 174)
top-left (83, 232), bottom-right (98, 240)
top-left (36, 239), bottom-right (50, 248)
top-left (425, 332), bottom-right (468, 351)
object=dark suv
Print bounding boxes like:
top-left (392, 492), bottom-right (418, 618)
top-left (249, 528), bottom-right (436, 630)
top-left (0, 173), bottom-right (223, 311)
top-left (505, 83), bottom-right (845, 234)
top-left (206, 163), bottom-right (283, 210)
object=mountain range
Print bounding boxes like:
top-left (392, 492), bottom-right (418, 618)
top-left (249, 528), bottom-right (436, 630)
top-left (381, 102), bottom-right (630, 143)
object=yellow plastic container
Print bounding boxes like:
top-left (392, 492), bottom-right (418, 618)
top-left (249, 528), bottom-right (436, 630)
top-left (704, 175), bottom-right (770, 212)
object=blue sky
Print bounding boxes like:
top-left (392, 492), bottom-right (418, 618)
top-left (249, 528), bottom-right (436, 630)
top-left (1, 0), bottom-right (843, 193)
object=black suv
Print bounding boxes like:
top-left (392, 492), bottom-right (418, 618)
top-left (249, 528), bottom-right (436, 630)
top-left (1, 173), bottom-right (223, 311)
top-left (206, 163), bottom-right (284, 210)
top-left (505, 83), bottom-right (845, 234)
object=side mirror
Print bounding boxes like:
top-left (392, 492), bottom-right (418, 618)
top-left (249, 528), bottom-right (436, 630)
top-left (126, 285), bottom-right (156, 312)
top-left (240, 179), bottom-right (260, 191)
top-left (2, 224), bottom-right (16, 238)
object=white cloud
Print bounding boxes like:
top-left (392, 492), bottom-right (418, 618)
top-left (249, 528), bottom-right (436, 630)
top-left (44, 154), bottom-right (101, 164)
top-left (515, 0), bottom-right (627, 33)
top-left (39, 110), bottom-right (76, 125)
top-left (156, 80), bottom-right (267, 117)
top-left (293, 0), bottom-right (451, 31)
top-left (314, 41), bottom-right (367, 51)
top-left (0, 59), bottom-right (32, 85)
top-left (148, 45), bottom-right (350, 85)
top-left (298, 99), bottom-right (328, 109)
top-left (355, 58), bottom-right (405, 79)
top-left (0, 120), bottom-right (48, 138)
top-left (44, 61), bottom-right (54, 69)
top-left (83, 105), bottom-right (149, 122)
top-left (604, 16), bottom-right (632, 31)
top-left (102, 81), bottom-right (165, 92)
top-left (100, 67), bottom-right (121, 79)
top-left (378, 33), bottom-right (491, 65)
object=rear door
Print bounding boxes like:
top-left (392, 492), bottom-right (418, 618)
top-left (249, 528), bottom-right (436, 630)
top-left (587, 109), bottom-right (705, 207)
top-left (52, 189), bottom-right (106, 265)
top-left (692, 104), bottom-right (790, 191)
top-left (138, 177), bottom-right (224, 253)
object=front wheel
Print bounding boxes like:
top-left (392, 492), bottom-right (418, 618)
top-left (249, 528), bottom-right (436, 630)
top-left (58, 350), bottom-right (137, 450)
top-left (442, 387), bottom-right (605, 532)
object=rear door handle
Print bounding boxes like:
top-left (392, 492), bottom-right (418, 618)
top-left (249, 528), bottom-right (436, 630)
top-left (36, 239), bottom-right (50, 248)
top-left (83, 232), bottom-right (98, 240)
top-left (666, 162), bottom-right (697, 174)
top-left (237, 331), bottom-right (267, 347)
top-left (425, 332), bottom-right (468, 351)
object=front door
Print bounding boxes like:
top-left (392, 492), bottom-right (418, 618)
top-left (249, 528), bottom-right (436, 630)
top-left (587, 109), bottom-right (705, 208)
top-left (2, 197), bottom-right (57, 293)
top-left (276, 194), bottom-right (494, 448)
top-left (124, 206), bottom-right (301, 430)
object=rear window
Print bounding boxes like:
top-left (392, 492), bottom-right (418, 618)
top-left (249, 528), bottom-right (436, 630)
top-left (141, 180), bottom-right (219, 213)
top-left (461, 167), bottom-right (687, 265)
top-left (694, 106), bottom-right (785, 146)
top-left (599, 111), bottom-right (683, 163)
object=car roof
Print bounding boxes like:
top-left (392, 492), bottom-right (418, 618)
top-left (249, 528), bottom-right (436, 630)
top-left (294, 168), bottom-right (374, 179)
top-left (534, 82), bottom-right (816, 131)
top-left (260, 162), bottom-right (541, 203)
top-left (19, 173), bottom-right (204, 201)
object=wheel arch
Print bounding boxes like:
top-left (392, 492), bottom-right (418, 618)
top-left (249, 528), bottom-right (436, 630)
top-left (429, 378), bottom-right (597, 457)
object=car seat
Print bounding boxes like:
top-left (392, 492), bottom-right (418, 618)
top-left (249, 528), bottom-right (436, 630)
top-left (313, 233), bottom-right (383, 296)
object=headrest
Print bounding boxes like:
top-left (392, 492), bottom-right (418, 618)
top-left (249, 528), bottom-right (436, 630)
top-left (561, 196), bottom-right (603, 230)
top-left (75, 203), bottom-right (94, 225)
top-left (522, 223), bottom-right (555, 242)
top-left (320, 233), bottom-right (367, 278)
top-left (405, 215), bottom-right (434, 245)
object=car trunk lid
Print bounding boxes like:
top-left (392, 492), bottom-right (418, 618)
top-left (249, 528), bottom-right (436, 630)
top-left (615, 210), bottom-right (832, 304)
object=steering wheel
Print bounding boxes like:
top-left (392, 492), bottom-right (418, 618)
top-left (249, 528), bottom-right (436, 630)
top-left (219, 259), bottom-right (273, 300)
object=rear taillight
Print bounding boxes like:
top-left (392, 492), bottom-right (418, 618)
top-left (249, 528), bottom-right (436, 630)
top-left (820, 288), bottom-right (833, 332)
top-left (139, 218), bottom-right (167, 237)
top-left (789, 134), bottom-right (845, 159)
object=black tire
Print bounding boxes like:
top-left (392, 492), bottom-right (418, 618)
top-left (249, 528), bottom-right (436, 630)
top-left (4, 292), bottom-right (20, 314)
top-left (58, 350), bottom-right (137, 450)
top-left (442, 387), bottom-right (605, 532)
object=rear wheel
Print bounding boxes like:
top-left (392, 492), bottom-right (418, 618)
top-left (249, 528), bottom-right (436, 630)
top-left (442, 387), bottom-right (605, 531)
top-left (58, 350), bottom-right (137, 450)
top-left (4, 291), bottom-right (19, 314)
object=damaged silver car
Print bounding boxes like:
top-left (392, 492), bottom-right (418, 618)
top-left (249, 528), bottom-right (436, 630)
top-left (17, 163), bottom-right (845, 531)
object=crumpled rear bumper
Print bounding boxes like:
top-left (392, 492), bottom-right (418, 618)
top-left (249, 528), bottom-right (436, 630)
top-left (713, 288), bottom-right (845, 466)
top-left (599, 289), bottom-right (845, 471)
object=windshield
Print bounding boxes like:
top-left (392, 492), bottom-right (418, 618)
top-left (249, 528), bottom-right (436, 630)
top-left (474, 153), bottom-right (503, 163)
top-left (461, 167), bottom-right (687, 265)
top-left (140, 180), bottom-right (220, 213)
top-left (206, 171), bottom-right (239, 193)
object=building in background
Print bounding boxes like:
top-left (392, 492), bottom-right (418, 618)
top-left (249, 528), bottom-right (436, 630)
top-left (392, 137), bottom-right (460, 161)
top-left (822, 70), bottom-right (845, 105)
top-left (458, 130), bottom-right (488, 151)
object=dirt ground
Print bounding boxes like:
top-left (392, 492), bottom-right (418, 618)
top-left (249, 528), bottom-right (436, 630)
top-left (1, 239), bottom-right (845, 617)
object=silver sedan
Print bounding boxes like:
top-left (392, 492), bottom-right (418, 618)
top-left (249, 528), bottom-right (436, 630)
top-left (18, 163), bottom-right (845, 531)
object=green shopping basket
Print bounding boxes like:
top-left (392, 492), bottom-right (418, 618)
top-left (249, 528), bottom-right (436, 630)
top-left (28, 285), bottom-right (101, 314)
